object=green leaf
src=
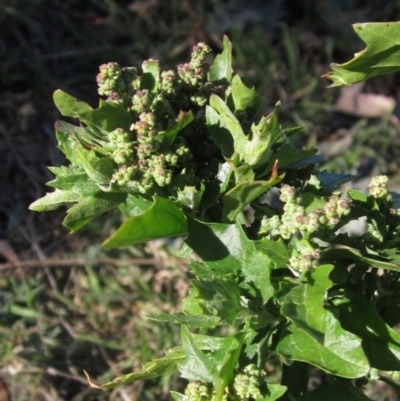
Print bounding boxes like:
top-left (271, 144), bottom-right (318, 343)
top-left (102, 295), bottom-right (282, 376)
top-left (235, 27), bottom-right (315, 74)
top-left (301, 380), bottom-right (373, 401)
top-left (85, 346), bottom-right (185, 390)
top-left (102, 197), bottom-right (187, 248)
top-left (276, 306), bottom-right (369, 378)
top-left (141, 59), bottom-right (160, 92)
top-left (221, 177), bottom-right (283, 223)
top-left (206, 105), bottom-right (235, 157)
top-left (324, 22), bottom-right (400, 87)
top-left (63, 192), bottom-right (126, 232)
top-left (53, 90), bottom-right (131, 131)
top-left (47, 172), bottom-right (100, 196)
top-left (177, 184), bottom-right (205, 213)
top-left (72, 143), bottom-right (114, 188)
top-left (183, 279), bottom-right (241, 325)
top-left (185, 219), bottom-right (252, 275)
top-left (336, 297), bottom-right (400, 370)
top-left (162, 110), bottom-right (194, 148)
top-left (262, 384), bottom-right (287, 401)
top-left (146, 312), bottom-right (221, 329)
top-left (209, 94), bottom-right (247, 159)
top-left (323, 245), bottom-right (400, 273)
top-left (317, 170), bottom-right (354, 192)
top-left (231, 74), bottom-right (263, 119)
top-left (243, 111), bottom-right (281, 168)
top-left (118, 194), bottom-right (152, 218)
top-left (170, 392), bottom-right (188, 401)
top-left (255, 238), bottom-right (290, 268)
top-left (55, 130), bottom-right (114, 188)
top-left (178, 325), bottom-right (214, 382)
top-left (29, 189), bottom-right (81, 212)
top-left (208, 35), bottom-right (233, 84)
top-left (275, 265), bottom-right (334, 341)
top-left (258, 145), bottom-right (318, 178)
top-left (241, 251), bottom-right (275, 304)
top-left (179, 331), bottom-right (244, 393)
top-left (347, 189), bottom-right (380, 212)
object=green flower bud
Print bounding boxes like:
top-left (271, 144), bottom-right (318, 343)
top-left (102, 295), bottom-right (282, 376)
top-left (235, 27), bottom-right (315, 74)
top-left (97, 62), bottom-right (123, 97)
top-left (280, 185), bottom-right (297, 204)
top-left (131, 90), bottom-right (153, 114)
top-left (185, 380), bottom-right (212, 401)
top-left (233, 364), bottom-right (263, 400)
top-left (369, 175), bottom-right (390, 201)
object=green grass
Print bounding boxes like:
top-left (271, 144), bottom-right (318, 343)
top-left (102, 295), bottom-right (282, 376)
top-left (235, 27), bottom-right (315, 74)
top-left (0, 243), bottom-right (187, 400)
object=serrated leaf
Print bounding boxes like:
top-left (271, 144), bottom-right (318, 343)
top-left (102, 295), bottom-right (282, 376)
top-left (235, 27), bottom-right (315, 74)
top-left (276, 306), bottom-right (369, 378)
top-left (275, 265), bottom-right (334, 341)
top-left (177, 184), bottom-right (205, 213)
top-left (162, 110), bottom-right (194, 148)
top-left (184, 280), bottom-right (241, 325)
top-left (86, 346), bottom-right (185, 390)
top-left (141, 59), bottom-right (160, 92)
top-left (244, 112), bottom-right (281, 168)
top-left (72, 142), bottom-right (114, 187)
top-left (102, 197), bottom-right (187, 248)
top-left (118, 193), bottom-right (152, 218)
top-left (324, 22), bottom-right (400, 87)
top-left (47, 173), bottom-right (99, 196)
top-left (231, 74), bottom-right (262, 119)
top-left (178, 325), bottom-right (214, 382)
top-left (255, 238), bottom-right (290, 268)
top-left (221, 176), bottom-right (284, 223)
top-left (241, 251), bottom-right (274, 304)
top-left (63, 192), bottom-right (126, 232)
top-left (209, 94), bottom-right (247, 158)
top-left (53, 90), bottom-right (131, 131)
top-left (179, 330), bottom-right (244, 391)
top-left (337, 298), bottom-right (400, 370)
top-left (208, 35), bottom-right (233, 84)
top-left (185, 219), bottom-right (252, 275)
top-left (29, 189), bottom-right (81, 212)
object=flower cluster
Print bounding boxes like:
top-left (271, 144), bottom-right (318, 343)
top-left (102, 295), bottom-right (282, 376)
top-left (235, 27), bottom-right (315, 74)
top-left (96, 62), bottom-right (138, 104)
top-left (184, 364), bottom-right (265, 401)
top-left (259, 184), bottom-right (352, 273)
top-left (260, 185), bottom-right (351, 241)
top-left (289, 240), bottom-right (321, 273)
top-left (232, 364), bottom-right (264, 400)
top-left (95, 44), bottom-right (224, 196)
top-left (184, 380), bottom-right (213, 401)
top-left (368, 175), bottom-right (391, 201)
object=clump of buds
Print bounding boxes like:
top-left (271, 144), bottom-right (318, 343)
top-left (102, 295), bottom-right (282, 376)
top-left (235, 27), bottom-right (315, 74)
top-left (260, 185), bottom-right (351, 242)
top-left (94, 43), bottom-right (226, 196)
top-left (368, 175), bottom-right (391, 201)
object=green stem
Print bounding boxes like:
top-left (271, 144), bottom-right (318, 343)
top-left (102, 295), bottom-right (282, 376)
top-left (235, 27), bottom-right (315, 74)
top-left (213, 380), bottom-right (227, 401)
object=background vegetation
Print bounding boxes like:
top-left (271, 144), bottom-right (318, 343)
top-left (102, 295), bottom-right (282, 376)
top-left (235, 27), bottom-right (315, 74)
top-left (2, 1), bottom-right (400, 400)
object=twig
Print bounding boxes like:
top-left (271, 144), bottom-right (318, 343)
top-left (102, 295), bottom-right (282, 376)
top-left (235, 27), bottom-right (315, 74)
top-left (0, 257), bottom-right (157, 272)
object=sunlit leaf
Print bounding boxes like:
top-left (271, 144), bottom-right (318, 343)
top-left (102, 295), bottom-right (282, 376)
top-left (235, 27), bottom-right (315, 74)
top-left (102, 197), bottom-right (187, 248)
top-left (324, 22), bottom-right (400, 87)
